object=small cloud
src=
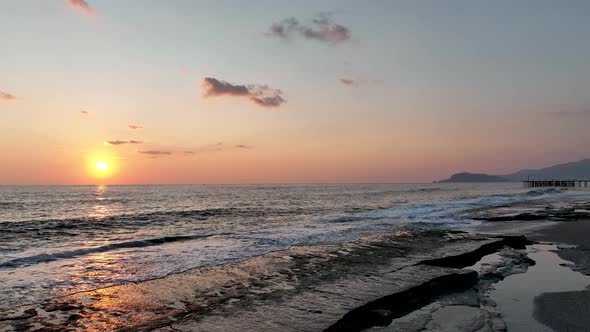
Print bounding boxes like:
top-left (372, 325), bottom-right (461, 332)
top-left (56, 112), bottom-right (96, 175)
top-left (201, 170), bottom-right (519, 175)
top-left (268, 17), bottom-right (299, 39)
top-left (202, 77), bottom-right (250, 97)
top-left (202, 77), bottom-right (286, 108)
top-left (184, 151), bottom-right (196, 155)
top-left (340, 79), bottom-right (355, 86)
top-left (105, 140), bottom-right (128, 146)
top-left (66, 0), bottom-right (95, 15)
top-left (0, 91), bottom-right (16, 101)
top-left (139, 150), bottom-right (171, 156)
top-left (80, 110), bottom-right (89, 115)
top-left (128, 125), bottom-right (143, 130)
top-left (235, 144), bottom-right (253, 149)
top-left (250, 93), bottom-right (285, 108)
top-left (268, 14), bottom-right (351, 44)
top-left (105, 140), bottom-right (143, 146)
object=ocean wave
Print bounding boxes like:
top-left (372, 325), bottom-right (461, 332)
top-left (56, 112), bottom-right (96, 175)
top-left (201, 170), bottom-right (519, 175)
top-left (408, 188), bottom-right (443, 193)
top-left (323, 187), bottom-right (572, 226)
top-left (524, 187), bottom-right (564, 196)
top-left (0, 205), bottom-right (314, 228)
top-left (0, 233), bottom-right (225, 269)
top-left (0, 201), bottom-right (23, 208)
top-left (0, 207), bottom-right (245, 237)
top-left (327, 216), bottom-right (367, 223)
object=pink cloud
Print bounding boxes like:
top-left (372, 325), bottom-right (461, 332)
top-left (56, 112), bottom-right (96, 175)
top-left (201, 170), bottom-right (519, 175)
top-left (66, 0), bottom-right (95, 16)
top-left (128, 125), bottom-right (144, 129)
top-left (340, 79), bottom-right (354, 86)
top-left (0, 91), bottom-right (16, 101)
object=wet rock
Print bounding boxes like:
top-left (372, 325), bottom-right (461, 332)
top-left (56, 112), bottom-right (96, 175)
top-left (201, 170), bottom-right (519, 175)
top-left (555, 246), bottom-right (590, 276)
top-left (66, 313), bottom-right (82, 323)
top-left (426, 305), bottom-right (485, 332)
top-left (478, 213), bottom-right (547, 222)
top-left (367, 309), bottom-right (393, 326)
top-left (474, 209), bottom-right (590, 222)
top-left (324, 271), bottom-right (478, 332)
top-left (22, 309), bottom-right (37, 318)
top-left (45, 302), bottom-right (82, 312)
top-left (420, 236), bottom-right (531, 268)
top-left (534, 290), bottom-right (590, 331)
top-left (0, 308), bottom-right (37, 321)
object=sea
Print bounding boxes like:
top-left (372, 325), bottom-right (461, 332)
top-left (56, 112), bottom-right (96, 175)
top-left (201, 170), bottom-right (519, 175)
top-left (1, 183), bottom-right (588, 309)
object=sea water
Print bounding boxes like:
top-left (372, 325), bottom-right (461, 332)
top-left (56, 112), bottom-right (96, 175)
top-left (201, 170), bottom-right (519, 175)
top-left (0, 183), bottom-right (587, 309)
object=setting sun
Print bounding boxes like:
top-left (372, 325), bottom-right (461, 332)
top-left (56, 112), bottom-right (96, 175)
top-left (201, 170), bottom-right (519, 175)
top-left (96, 161), bottom-right (108, 171)
top-left (85, 151), bottom-right (118, 180)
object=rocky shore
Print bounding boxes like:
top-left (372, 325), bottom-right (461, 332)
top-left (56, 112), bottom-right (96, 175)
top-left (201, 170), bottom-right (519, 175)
top-left (1, 199), bottom-right (590, 331)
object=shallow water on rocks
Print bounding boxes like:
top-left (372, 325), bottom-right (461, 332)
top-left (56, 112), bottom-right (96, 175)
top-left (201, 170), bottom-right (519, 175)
top-left (491, 244), bottom-right (590, 331)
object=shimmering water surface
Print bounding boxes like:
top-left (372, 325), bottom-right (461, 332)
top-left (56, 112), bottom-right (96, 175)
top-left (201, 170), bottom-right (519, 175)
top-left (1, 183), bottom-right (588, 309)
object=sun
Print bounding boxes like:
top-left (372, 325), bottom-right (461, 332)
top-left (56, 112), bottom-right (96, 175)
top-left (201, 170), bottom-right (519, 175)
top-left (96, 161), bottom-right (108, 171)
top-left (86, 153), bottom-right (117, 180)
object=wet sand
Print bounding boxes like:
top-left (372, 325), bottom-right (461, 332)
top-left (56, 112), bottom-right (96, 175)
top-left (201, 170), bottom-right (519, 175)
top-left (530, 218), bottom-right (590, 247)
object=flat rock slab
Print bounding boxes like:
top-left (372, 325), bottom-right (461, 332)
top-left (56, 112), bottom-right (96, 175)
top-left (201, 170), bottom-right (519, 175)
top-left (167, 266), bottom-right (474, 332)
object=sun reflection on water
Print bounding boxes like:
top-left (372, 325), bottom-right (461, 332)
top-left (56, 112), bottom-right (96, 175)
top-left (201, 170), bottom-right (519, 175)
top-left (91, 185), bottom-right (112, 219)
top-left (94, 185), bottom-right (107, 200)
top-left (73, 252), bottom-right (126, 284)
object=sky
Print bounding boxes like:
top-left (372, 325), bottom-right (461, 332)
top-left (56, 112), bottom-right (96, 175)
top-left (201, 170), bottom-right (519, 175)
top-left (1, 0), bottom-right (589, 185)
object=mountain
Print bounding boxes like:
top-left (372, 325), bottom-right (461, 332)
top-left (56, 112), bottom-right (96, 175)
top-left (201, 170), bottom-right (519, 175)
top-left (438, 172), bottom-right (509, 183)
top-left (503, 159), bottom-right (590, 181)
top-left (439, 159), bottom-right (590, 182)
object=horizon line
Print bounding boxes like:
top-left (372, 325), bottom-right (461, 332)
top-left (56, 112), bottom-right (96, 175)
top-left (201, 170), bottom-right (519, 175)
top-left (0, 181), bottom-right (449, 187)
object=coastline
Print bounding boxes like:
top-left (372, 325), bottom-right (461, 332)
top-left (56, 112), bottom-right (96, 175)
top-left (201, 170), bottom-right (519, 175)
top-left (0, 228), bottom-right (528, 331)
top-left (1, 199), bottom-right (590, 331)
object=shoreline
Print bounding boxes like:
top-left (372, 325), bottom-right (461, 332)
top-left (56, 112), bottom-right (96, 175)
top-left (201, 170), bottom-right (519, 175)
top-left (1, 199), bottom-right (590, 331)
top-left (0, 228), bottom-right (530, 331)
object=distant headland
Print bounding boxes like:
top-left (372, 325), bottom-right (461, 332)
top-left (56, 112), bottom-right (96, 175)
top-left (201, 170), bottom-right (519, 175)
top-left (438, 159), bottom-right (590, 183)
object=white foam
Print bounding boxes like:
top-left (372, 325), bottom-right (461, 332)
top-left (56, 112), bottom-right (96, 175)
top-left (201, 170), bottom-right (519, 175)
top-left (320, 187), bottom-right (584, 229)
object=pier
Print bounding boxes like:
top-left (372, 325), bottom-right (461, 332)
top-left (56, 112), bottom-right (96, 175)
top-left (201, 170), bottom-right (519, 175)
top-left (523, 180), bottom-right (590, 188)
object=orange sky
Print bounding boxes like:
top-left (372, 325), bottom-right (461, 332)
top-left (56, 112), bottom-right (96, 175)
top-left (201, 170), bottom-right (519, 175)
top-left (1, 1), bottom-right (589, 184)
